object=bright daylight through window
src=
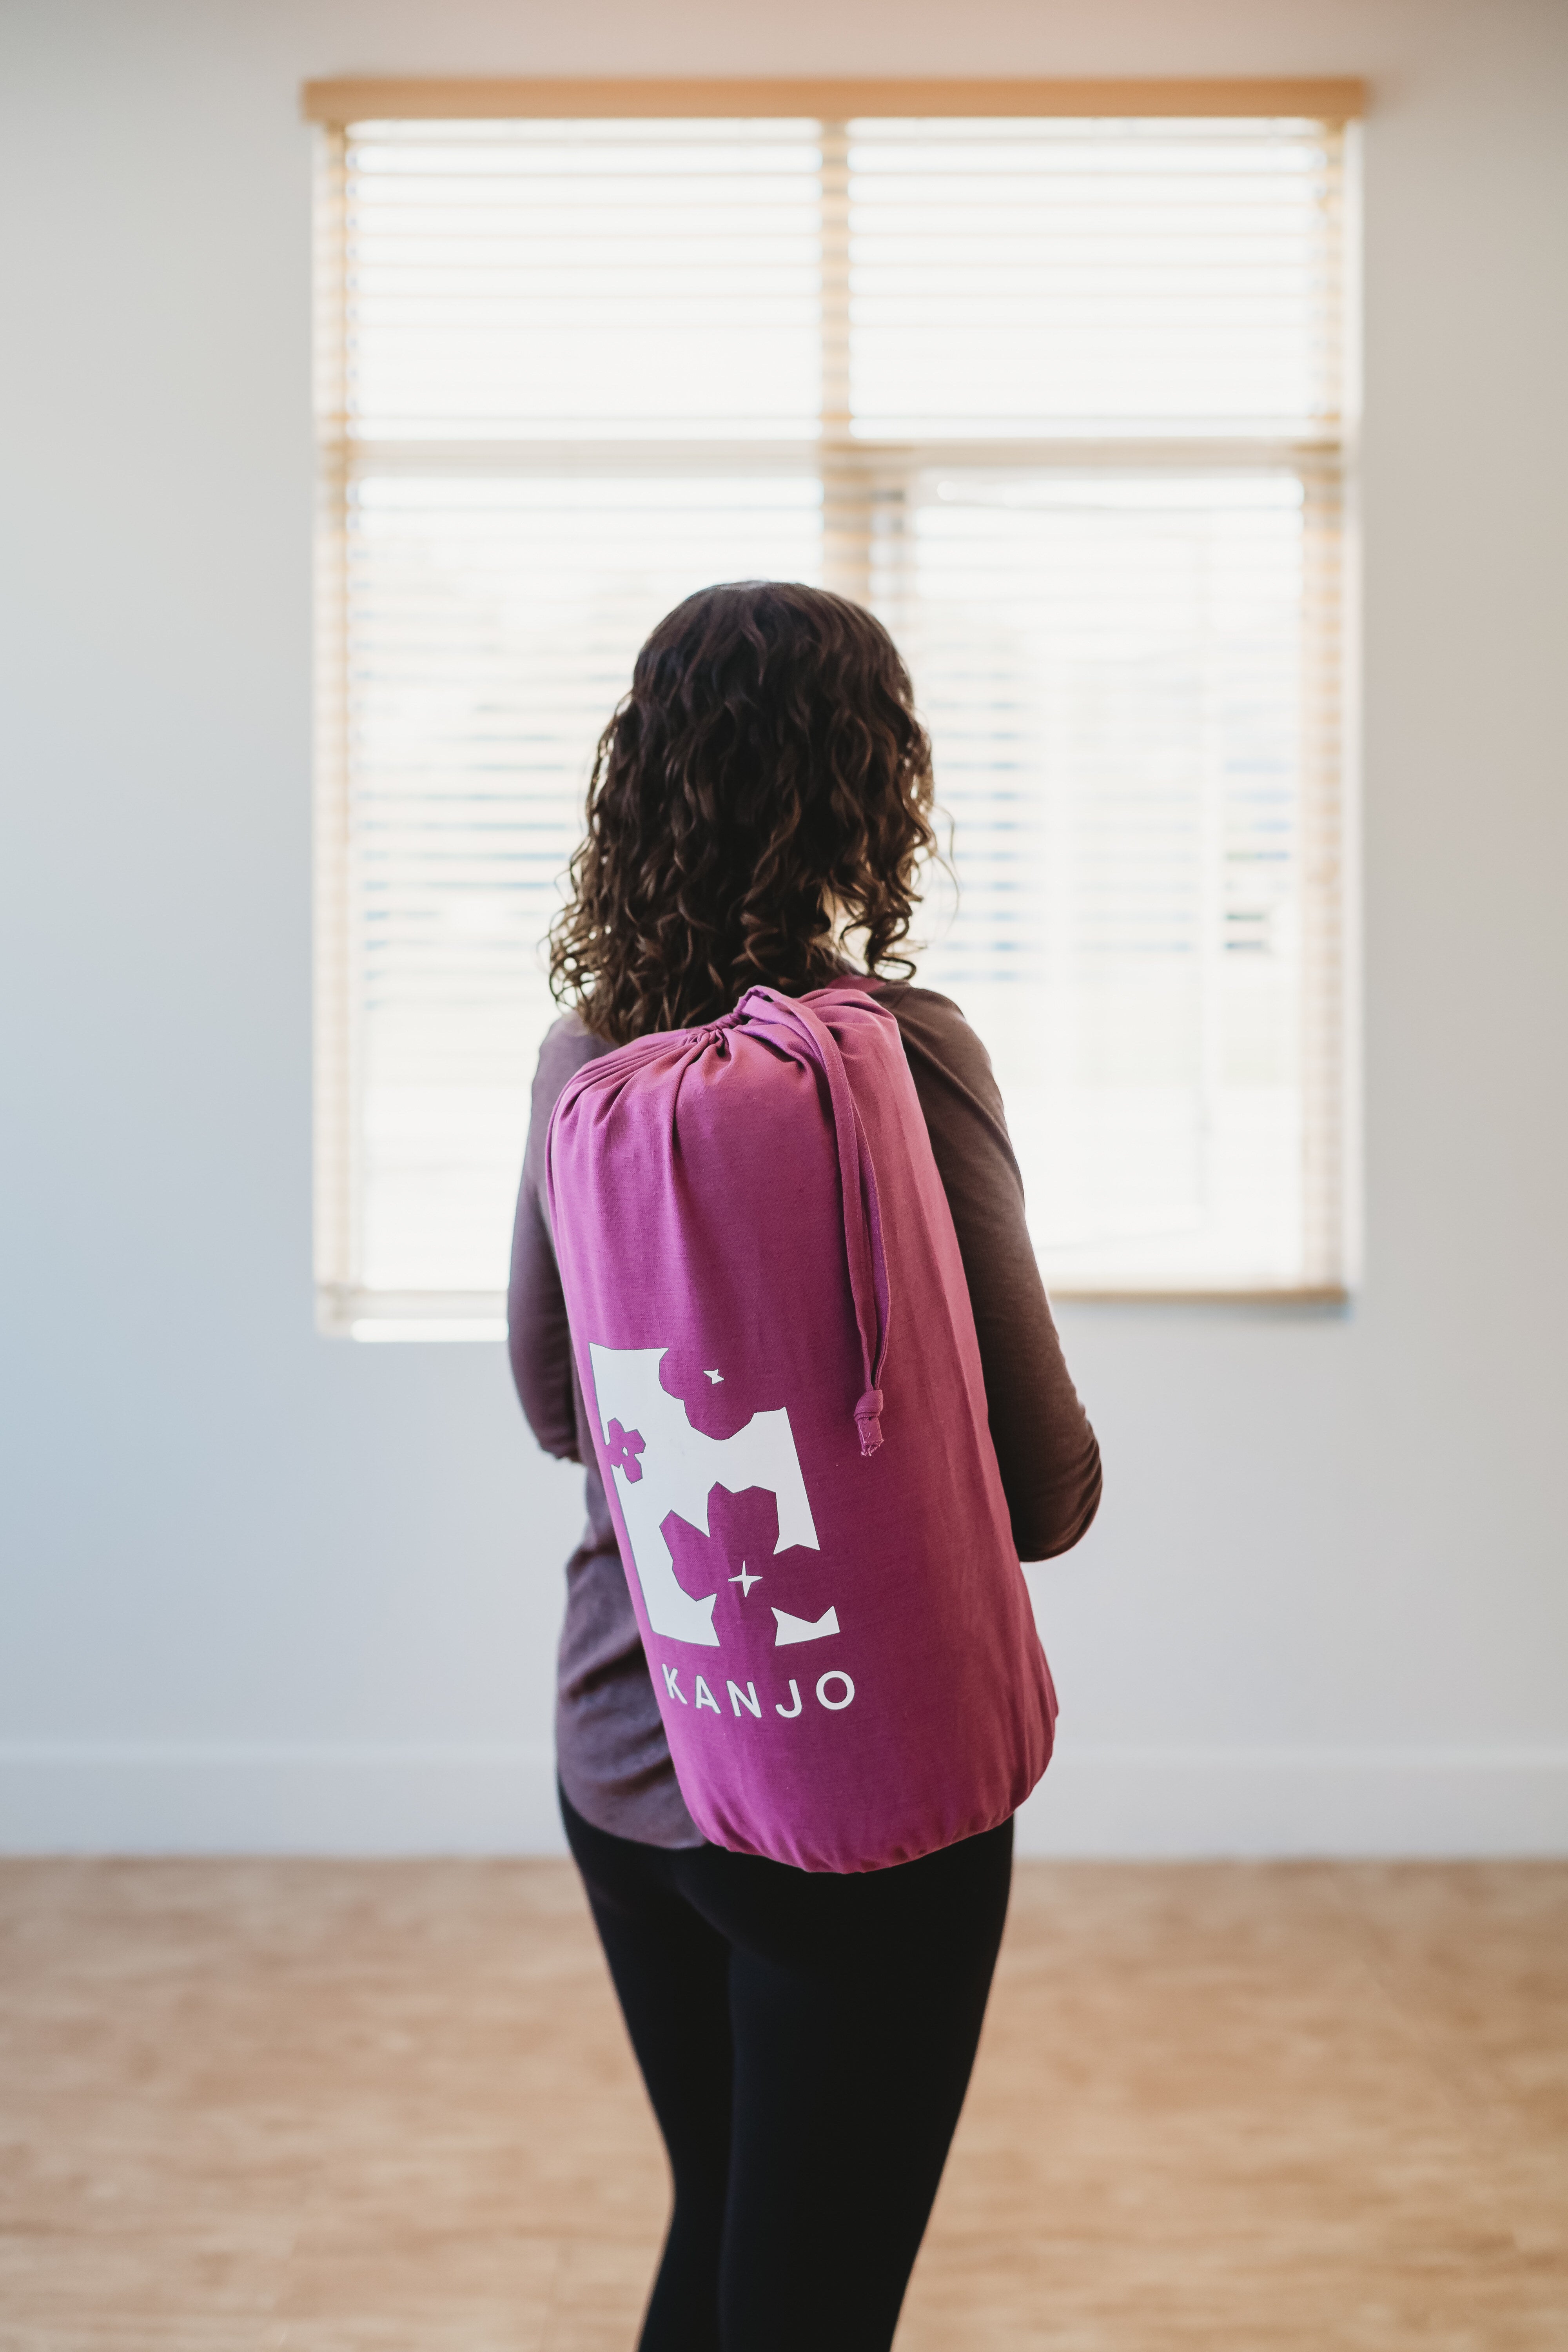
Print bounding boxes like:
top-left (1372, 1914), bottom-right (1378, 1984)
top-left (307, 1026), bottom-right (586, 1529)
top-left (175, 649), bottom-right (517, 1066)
top-left (311, 91), bottom-right (1357, 1333)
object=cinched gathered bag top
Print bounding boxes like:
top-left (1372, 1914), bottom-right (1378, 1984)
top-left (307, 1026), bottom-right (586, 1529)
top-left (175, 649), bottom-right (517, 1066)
top-left (546, 982), bottom-right (1056, 1873)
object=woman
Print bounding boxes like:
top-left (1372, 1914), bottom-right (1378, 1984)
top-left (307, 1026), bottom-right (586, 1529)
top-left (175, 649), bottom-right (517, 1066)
top-left (508, 581), bottom-right (1100, 2352)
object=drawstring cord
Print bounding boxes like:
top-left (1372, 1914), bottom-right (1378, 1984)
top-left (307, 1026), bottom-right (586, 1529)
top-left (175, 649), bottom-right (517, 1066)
top-left (732, 988), bottom-right (892, 1458)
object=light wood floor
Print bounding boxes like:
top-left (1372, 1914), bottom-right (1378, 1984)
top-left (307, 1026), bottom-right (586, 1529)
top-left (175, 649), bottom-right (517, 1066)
top-left (1, 1861), bottom-right (1564, 2350)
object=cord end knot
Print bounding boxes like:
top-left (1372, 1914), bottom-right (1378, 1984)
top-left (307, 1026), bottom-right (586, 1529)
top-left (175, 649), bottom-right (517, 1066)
top-left (854, 1387), bottom-right (885, 1458)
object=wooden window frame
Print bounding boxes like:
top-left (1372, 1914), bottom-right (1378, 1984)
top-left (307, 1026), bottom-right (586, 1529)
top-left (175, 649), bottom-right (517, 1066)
top-left (302, 77), bottom-right (1366, 125)
top-left (308, 81), bottom-right (1365, 1327)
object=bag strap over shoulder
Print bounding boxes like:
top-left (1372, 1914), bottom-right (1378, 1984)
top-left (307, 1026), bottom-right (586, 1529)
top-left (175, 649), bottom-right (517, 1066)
top-left (547, 985), bottom-right (895, 1460)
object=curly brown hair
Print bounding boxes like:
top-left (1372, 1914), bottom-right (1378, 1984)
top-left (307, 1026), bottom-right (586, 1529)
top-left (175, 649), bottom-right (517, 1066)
top-left (548, 581), bottom-right (937, 1043)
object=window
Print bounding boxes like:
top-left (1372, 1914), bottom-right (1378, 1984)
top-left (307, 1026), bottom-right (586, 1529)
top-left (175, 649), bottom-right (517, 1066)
top-left (307, 79), bottom-right (1362, 1333)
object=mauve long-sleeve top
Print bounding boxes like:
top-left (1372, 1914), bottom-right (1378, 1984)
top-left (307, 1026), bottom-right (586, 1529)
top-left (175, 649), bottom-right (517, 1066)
top-left (508, 981), bottom-right (1103, 1849)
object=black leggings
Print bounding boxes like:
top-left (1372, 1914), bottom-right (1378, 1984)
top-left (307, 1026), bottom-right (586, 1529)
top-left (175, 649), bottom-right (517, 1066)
top-left (561, 1785), bottom-right (1013, 2352)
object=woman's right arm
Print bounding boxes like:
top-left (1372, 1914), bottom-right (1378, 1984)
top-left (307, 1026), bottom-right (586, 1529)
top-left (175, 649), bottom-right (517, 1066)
top-left (887, 986), bottom-right (1103, 1562)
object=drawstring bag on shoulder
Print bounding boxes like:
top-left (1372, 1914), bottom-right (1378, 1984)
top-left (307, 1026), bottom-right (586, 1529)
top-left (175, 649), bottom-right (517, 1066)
top-left (545, 982), bottom-right (1056, 1873)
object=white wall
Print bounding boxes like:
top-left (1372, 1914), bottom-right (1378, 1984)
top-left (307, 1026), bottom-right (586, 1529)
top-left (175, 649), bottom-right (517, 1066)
top-left (2, 0), bottom-right (1565, 1858)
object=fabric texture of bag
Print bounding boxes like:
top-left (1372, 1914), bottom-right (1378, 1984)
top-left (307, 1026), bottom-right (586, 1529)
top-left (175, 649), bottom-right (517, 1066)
top-left (544, 982), bottom-right (1056, 1872)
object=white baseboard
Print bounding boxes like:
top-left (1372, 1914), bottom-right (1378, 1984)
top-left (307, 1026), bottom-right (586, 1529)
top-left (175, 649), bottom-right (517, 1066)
top-left (2, 1742), bottom-right (1565, 1859)
top-left (1015, 1744), bottom-right (1568, 1858)
top-left (0, 1743), bottom-right (567, 1857)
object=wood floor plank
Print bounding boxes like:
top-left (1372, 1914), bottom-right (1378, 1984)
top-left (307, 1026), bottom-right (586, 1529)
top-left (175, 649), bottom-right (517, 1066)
top-left (0, 1859), bottom-right (1563, 2350)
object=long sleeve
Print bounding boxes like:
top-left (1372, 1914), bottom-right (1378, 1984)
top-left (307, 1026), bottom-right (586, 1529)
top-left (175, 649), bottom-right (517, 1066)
top-left (506, 1014), bottom-right (606, 1461)
top-left (884, 985), bottom-right (1103, 1562)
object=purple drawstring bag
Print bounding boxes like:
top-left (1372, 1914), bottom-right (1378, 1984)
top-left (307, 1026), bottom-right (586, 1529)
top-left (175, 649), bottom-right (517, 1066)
top-left (546, 982), bottom-right (1056, 1872)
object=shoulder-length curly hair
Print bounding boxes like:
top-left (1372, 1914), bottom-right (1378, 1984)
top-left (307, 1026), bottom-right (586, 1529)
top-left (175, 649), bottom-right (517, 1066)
top-left (548, 581), bottom-right (937, 1044)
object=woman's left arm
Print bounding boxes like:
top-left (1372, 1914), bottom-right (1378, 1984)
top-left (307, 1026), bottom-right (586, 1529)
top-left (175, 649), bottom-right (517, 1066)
top-left (506, 1018), bottom-right (602, 1462)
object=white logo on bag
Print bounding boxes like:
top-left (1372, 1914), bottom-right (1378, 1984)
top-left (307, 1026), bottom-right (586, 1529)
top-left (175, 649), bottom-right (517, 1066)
top-left (660, 1665), bottom-right (857, 1718)
top-left (589, 1343), bottom-right (828, 1650)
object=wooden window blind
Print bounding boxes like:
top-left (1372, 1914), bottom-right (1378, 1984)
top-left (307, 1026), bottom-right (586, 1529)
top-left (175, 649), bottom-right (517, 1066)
top-left (309, 82), bottom-right (1361, 1335)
